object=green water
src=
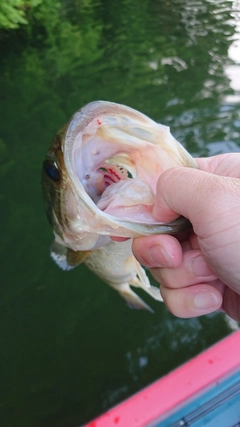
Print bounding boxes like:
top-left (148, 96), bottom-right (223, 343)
top-left (1, 1), bottom-right (240, 426)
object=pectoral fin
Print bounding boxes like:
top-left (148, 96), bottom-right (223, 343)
top-left (66, 248), bottom-right (91, 267)
top-left (50, 240), bottom-right (90, 270)
top-left (110, 283), bottom-right (154, 313)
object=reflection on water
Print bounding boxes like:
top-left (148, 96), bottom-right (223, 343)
top-left (0, 0), bottom-right (240, 426)
top-left (225, 1), bottom-right (240, 102)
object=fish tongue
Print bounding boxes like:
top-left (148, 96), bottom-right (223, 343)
top-left (96, 178), bottom-right (155, 222)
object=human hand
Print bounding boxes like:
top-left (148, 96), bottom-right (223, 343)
top-left (132, 153), bottom-right (240, 321)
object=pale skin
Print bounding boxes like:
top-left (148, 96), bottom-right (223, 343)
top-left (132, 153), bottom-right (240, 322)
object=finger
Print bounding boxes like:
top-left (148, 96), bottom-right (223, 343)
top-left (132, 235), bottom-right (183, 268)
top-left (152, 166), bottom-right (236, 225)
top-left (160, 282), bottom-right (223, 318)
top-left (175, 231), bottom-right (200, 252)
top-left (196, 153), bottom-right (240, 178)
top-left (189, 232), bottom-right (200, 250)
top-left (150, 251), bottom-right (217, 288)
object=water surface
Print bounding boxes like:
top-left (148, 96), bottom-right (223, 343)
top-left (1, 1), bottom-right (240, 426)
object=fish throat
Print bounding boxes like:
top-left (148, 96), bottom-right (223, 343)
top-left (64, 102), bottom-right (197, 226)
top-left (71, 113), bottom-right (166, 224)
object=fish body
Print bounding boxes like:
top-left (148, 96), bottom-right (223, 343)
top-left (42, 101), bottom-right (197, 311)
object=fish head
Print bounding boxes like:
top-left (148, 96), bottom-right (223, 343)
top-left (42, 101), bottom-right (198, 252)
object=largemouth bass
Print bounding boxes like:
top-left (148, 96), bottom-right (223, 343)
top-left (42, 101), bottom-right (197, 311)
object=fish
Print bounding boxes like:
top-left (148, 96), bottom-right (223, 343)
top-left (42, 101), bottom-right (197, 312)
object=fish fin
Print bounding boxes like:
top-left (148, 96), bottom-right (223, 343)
top-left (110, 283), bottom-right (154, 313)
top-left (50, 241), bottom-right (74, 271)
top-left (50, 240), bottom-right (90, 271)
top-left (66, 248), bottom-right (91, 267)
top-left (134, 260), bottom-right (151, 288)
top-left (145, 285), bottom-right (163, 302)
top-left (131, 260), bottom-right (163, 302)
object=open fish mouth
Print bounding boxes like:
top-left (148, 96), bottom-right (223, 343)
top-left (64, 101), bottom-right (197, 232)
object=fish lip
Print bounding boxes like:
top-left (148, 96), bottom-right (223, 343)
top-left (62, 101), bottom-right (197, 236)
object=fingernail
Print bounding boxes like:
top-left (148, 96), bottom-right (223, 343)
top-left (149, 245), bottom-right (173, 267)
top-left (193, 291), bottom-right (220, 310)
top-left (192, 256), bottom-right (214, 277)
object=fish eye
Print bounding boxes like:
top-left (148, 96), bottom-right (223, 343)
top-left (43, 160), bottom-right (61, 182)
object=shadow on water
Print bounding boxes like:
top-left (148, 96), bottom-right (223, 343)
top-left (0, 0), bottom-right (240, 426)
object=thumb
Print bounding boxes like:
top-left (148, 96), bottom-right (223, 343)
top-left (152, 167), bottom-right (237, 227)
